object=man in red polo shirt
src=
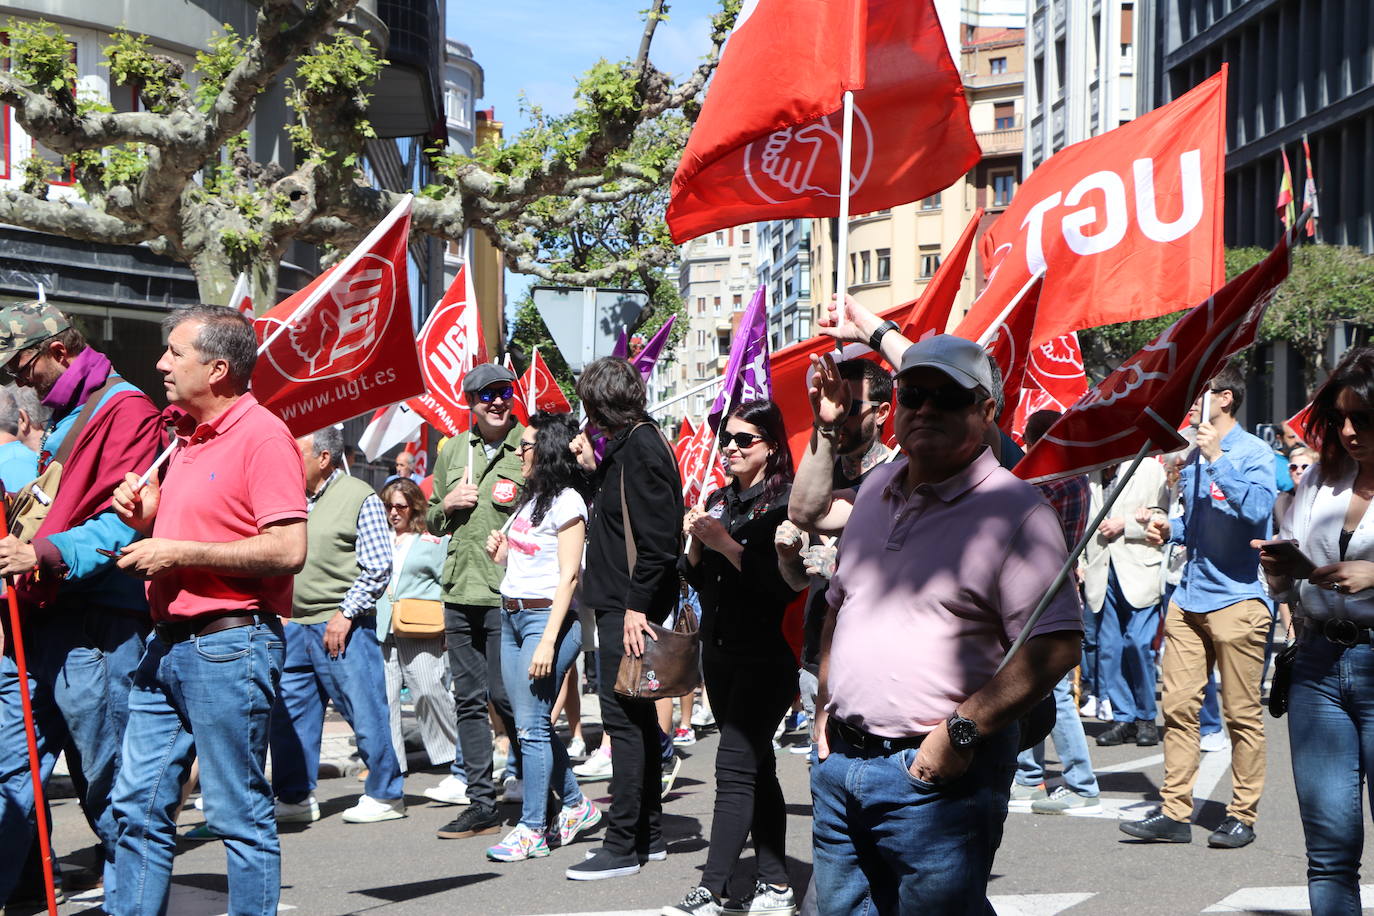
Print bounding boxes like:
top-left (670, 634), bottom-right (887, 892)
top-left (109, 305), bottom-right (307, 916)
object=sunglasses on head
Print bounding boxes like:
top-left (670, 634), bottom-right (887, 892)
top-left (475, 385), bottom-right (514, 404)
top-left (720, 431), bottom-right (770, 450)
top-left (895, 384), bottom-right (979, 412)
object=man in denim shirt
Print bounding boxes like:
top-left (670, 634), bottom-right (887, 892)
top-left (1121, 365), bottom-right (1275, 849)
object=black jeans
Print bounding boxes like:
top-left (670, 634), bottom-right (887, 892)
top-left (595, 609), bottom-right (664, 857)
top-left (701, 649), bottom-right (797, 896)
top-left (444, 603), bottom-right (519, 808)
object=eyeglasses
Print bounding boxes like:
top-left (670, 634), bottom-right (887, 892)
top-left (1288, 463), bottom-right (1311, 472)
top-left (1, 344), bottom-right (44, 384)
top-left (895, 384), bottom-right (979, 412)
top-left (476, 385), bottom-right (514, 404)
top-left (719, 431), bottom-right (770, 450)
top-left (387, 502), bottom-right (411, 512)
top-left (848, 399), bottom-right (883, 417)
top-left (517, 441), bottom-right (535, 455)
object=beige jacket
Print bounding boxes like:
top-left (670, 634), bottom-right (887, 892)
top-left (1081, 459), bottom-right (1170, 612)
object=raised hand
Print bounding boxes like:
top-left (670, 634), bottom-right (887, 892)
top-left (808, 353), bottom-right (851, 425)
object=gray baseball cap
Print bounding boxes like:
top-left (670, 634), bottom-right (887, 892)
top-left (461, 362), bottom-right (516, 394)
top-left (895, 335), bottom-right (994, 391)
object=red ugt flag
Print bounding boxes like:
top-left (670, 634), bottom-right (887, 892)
top-left (1014, 228), bottom-right (1294, 484)
top-left (978, 275), bottom-right (1044, 434)
top-left (667, 0), bottom-right (979, 243)
top-left (407, 265), bottom-right (487, 437)
top-left (1008, 334), bottom-right (1089, 445)
top-left (523, 349), bottom-right (572, 415)
top-left (253, 199), bottom-right (423, 437)
top-left (961, 68), bottom-right (1229, 348)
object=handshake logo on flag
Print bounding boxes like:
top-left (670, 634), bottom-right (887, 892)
top-left (745, 106), bottom-right (874, 204)
top-left (266, 257), bottom-right (395, 383)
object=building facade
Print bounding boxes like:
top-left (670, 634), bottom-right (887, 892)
top-left (669, 228), bottom-right (757, 418)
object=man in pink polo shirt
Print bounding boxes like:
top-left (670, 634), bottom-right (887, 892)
top-left (109, 305), bottom-right (307, 916)
top-left (791, 335), bottom-right (1083, 915)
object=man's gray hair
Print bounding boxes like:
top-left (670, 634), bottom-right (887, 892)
top-left (0, 385), bottom-right (18, 435)
top-left (309, 425), bottom-right (346, 469)
top-left (161, 305), bottom-right (258, 392)
top-left (983, 350), bottom-right (1004, 421)
top-left (10, 385), bottom-right (45, 431)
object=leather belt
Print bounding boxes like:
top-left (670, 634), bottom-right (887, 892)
top-left (154, 613), bottom-right (264, 645)
top-left (1311, 618), bottom-right (1374, 648)
top-left (828, 718), bottom-right (925, 753)
top-left (502, 597), bottom-right (553, 611)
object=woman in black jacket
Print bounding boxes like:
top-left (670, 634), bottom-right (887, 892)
top-left (665, 399), bottom-right (803, 916)
top-left (564, 357), bottom-right (684, 882)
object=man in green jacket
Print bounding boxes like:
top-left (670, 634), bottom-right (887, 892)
top-left (426, 363), bottom-right (525, 839)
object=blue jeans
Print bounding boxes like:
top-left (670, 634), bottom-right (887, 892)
top-left (1015, 673), bottom-right (1100, 796)
top-left (1200, 671), bottom-right (1222, 736)
top-left (500, 605), bottom-right (583, 831)
top-left (1289, 636), bottom-right (1374, 915)
top-left (812, 723), bottom-right (1016, 915)
top-left (1097, 565), bottom-right (1162, 723)
top-left (270, 618), bottom-right (404, 803)
top-left (1081, 606), bottom-right (1101, 698)
top-left (112, 620), bottom-right (284, 916)
top-left (0, 608), bottom-right (147, 902)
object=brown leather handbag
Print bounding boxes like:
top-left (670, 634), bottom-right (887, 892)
top-left (612, 428), bottom-right (700, 701)
top-left (391, 598), bottom-right (444, 637)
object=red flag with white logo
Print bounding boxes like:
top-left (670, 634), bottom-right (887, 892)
top-left (1287, 402), bottom-right (1315, 448)
top-left (229, 271), bottom-right (254, 318)
top-left (522, 348), bottom-right (573, 415)
top-left (1008, 334), bottom-right (1089, 444)
top-left (678, 418), bottom-right (727, 507)
top-left (1014, 227), bottom-right (1294, 484)
top-left (404, 426), bottom-right (428, 478)
top-left (978, 275), bottom-right (1044, 434)
top-left (960, 68), bottom-right (1228, 349)
top-left (505, 353), bottom-right (530, 426)
top-left (899, 208), bottom-right (983, 341)
top-left (405, 265), bottom-right (487, 437)
top-left (666, 0), bottom-right (979, 242)
top-left (252, 198), bottom-right (422, 437)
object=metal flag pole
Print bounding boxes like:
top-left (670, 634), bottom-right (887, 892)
top-left (833, 90), bottom-right (855, 325)
top-left (997, 440), bottom-right (1153, 673)
top-left (975, 270), bottom-right (1047, 348)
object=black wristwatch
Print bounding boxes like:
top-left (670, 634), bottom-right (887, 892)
top-left (868, 319), bottom-right (899, 353)
top-left (946, 711), bottom-right (981, 749)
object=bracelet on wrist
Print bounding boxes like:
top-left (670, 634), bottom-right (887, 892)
top-left (816, 422), bottom-right (843, 441)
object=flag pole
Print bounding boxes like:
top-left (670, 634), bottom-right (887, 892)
top-left (996, 439), bottom-right (1153, 673)
top-left (528, 347), bottom-right (539, 414)
top-left (974, 269), bottom-right (1046, 348)
top-left (1, 499), bottom-right (59, 916)
top-left (833, 90), bottom-right (855, 328)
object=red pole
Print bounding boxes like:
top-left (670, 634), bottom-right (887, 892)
top-left (0, 500), bottom-right (59, 916)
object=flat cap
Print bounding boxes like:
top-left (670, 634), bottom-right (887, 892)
top-left (461, 361), bottom-right (516, 394)
top-left (0, 300), bottom-right (69, 363)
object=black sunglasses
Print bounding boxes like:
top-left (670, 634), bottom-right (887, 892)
top-left (1, 343), bottom-right (45, 384)
top-left (517, 441), bottom-right (535, 455)
top-left (848, 399), bottom-right (882, 417)
top-left (475, 385), bottom-right (514, 404)
top-left (895, 384), bottom-right (979, 412)
top-left (1288, 462), bottom-right (1311, 472)
top-left (720, 431), bottom-right (770, 450)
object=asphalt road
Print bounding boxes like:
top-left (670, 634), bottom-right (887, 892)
top-left (25, 699), bottom-right (1372, 916)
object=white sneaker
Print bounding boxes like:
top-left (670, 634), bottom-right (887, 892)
top-left (1079, 695), bottom-right (1099, 718)
top-left (724, 881), bottom-right (797, 915)
top-left (275, 796), bottom-right (319, 823)
top-left (424, 775), bottom-right (471, 806)
top-left (1200, 730), bottom-right (1230, 752)
top-left (567, 736), bottom-right (587, 758)
top-left (502, 775), bottom-right (524, 804)
top-left (191, 794), bottom-right (204, 812)
top-left (691, 703), bottom-right (716, 728)
top-left (341, 794), bottom-right (406, 823)
top-left (574, 748), bottom-right (613, 780)
top-left (673, 726), bottom-right (697, 747)
top-left (1097, 698), bottom-right (1114, 721)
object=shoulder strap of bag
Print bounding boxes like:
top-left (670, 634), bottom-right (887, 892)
top-left (618, 419), bottom-right (674, 576)
top-left (51, 375), bottom-right (122, 468)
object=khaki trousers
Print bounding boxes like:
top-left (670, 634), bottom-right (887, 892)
top-left (1160, 599), bottom-right (1269, 825)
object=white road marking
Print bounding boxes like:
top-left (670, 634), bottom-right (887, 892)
top-left (991, 892), bottom-right (1096, 915)
top-left (1192, 742), bottom-right (1233, 818)
top-left (1094, 752), bottom-right (1165, 773)
top-left (1203, 884), bottom-right (1374, 912)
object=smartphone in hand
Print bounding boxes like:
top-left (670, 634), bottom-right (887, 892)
top-left (1257, 539), bottom-right (1317, 579)
top-left (95, 548), bottom-right (121, 559)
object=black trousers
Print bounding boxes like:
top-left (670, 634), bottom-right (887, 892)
top-left (444, 603), bottom-right (519, 808)
top-left (700, 648), bottom-right (797, 896)
top-left (595, 609), bottom-right (664, 857)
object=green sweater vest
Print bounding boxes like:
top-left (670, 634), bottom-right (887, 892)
top-left (293, 474), bottom-right (374, 624)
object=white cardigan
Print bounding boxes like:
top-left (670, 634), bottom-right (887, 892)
top-left (1282, 461), bottom-right (1374, 623)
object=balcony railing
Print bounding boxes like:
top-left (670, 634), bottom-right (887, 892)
top-left (977, 125), bottom-right (1024, 155)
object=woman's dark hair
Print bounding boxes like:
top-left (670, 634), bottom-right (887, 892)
top-left (727, 399), bottom-right (793, 503)
top-left (520, 412), bottom-right (592, 525)
top-left (379, 478), bottom-right (427, 534)
top-left (576, 357), bottom-right (649, 433)
top-left (1310, 346), bottom-right (1374, 475)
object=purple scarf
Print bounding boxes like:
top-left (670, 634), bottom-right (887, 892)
top-left (42, 347), bottom-right (113, 419)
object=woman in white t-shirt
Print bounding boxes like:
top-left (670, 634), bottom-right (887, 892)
top-left (483, 412), bottom-right (600, 862)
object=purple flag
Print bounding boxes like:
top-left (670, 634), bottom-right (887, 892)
top-left (612, 328), bottom-right (629, 359)
top-left (707, 285), bottom-right (770, 430)
top-left (632, 316), bottom-right (677, 380)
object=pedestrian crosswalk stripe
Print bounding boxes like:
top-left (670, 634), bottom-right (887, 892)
top-left (1203, 884), bottom-right (1374, 912)
top-left (990, 892), bottom-right (1096, 915)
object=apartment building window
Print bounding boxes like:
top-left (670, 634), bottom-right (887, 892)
top-left (919, 246), bottom-right (941, 279)
top-left (696, 330), bottom-right (707, 348)
top-left (695, 364), bottom-right (705, 380)
top-left (784, 223), bottom-right (797, 248)
top-left (445, 86), bottom-right (471, 128)
top-left (990, 56), bottom-right (1007, 75)
top-left (860, 251), bottom-right (872, 285)
top-left (718, 334), bottom-right (730, 356)
top-left (732, 293), bottom-right (743, 310)
top-left (697, 297), bottom-right (706, 314)
top-left (783, 266), bottom-right (795, 299)
top-left (994, 102), bottom-right (1015, 130)
top-left (799, 265), bottom-right (810, 297)
top-left (920, 193), bottom-right (942, 210)
top-left (773, 243), bottom-right (783, 263)
top-left (876, 249), bottom-right (891, 282)
top-left (849, 253), bottom-right (857, 281)
top-left (772, 332), bottom-right (782, 350)
top-left (715, 231), bottom-right (725, 246)
top-left (741, 228), bottom-right (750, 245)
top-left (713, 296), bottom-right (722, 315)
top-left (992, 172), bottom-right (1016, 207)
top-left (1054, 39), bottom-right (1066, 96)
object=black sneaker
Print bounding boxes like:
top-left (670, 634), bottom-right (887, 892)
top-left (435, 803), bottom-right (502, 839)
top-left (1119, 808), bottom-right (1192, 843)
top-left (565, 846), bottom-right (641, 881)
top-left (661, 885), bottom-right (722, 915)
top-left (1135, 720), bottom-right (1160, 746)
top-left (1208, 816), bottom-right (1256, 849)
top-left (584, 839), bottom-right (668, 863)
top-left (1096, 720), bottom-right (1138, 746)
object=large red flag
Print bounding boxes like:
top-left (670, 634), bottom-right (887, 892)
top-left (961, 68), bottom-right (1228, 348)
top-left (667, 0), bottom-right (979, 242)
top-left (1008, 334), bottom-right (1089, 444)
top-left (979, 275), bottom-right (1044, 434)
top-left (505, 353), bottom-right (530, 426)
top-left (900, 209), bottom-right (983, 341)
top-left (678, 418), bottom-right (727, 507)
top-left (1014, 228), bottom-right (1294, 484)
top-left (252, 200), bottom-right (422, 436)
top-left (522, 348), bottom-right (573, 415)
top-left (406, 266), bottom-right (487, 436)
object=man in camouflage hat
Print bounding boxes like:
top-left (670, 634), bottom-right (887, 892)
top-left (0, 300), bottom-right (162, 907)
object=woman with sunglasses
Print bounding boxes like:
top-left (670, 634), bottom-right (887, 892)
top-left (483, 412), bottom-right (601, 862)
top-left (1257, 347), bottom-right (1374, 913)
top-left (374, 479), bottom-right (470, 804)
top-left (664, 399), bottom-right (803, 916)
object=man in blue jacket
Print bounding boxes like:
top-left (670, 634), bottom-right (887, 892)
top-left (1121, 365), bottom-right (1275, 849)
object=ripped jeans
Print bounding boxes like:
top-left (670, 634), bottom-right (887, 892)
top-left (500, 603), bottom-right (585, 831)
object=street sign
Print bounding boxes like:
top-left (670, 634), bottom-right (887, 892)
top-left (531, 286), bottom-right (648, 373)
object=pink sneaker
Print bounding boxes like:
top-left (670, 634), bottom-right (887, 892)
top-left (555, 798), bottom-right (602, 847)
top-left (486, 824), bottom-right (550, 862)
